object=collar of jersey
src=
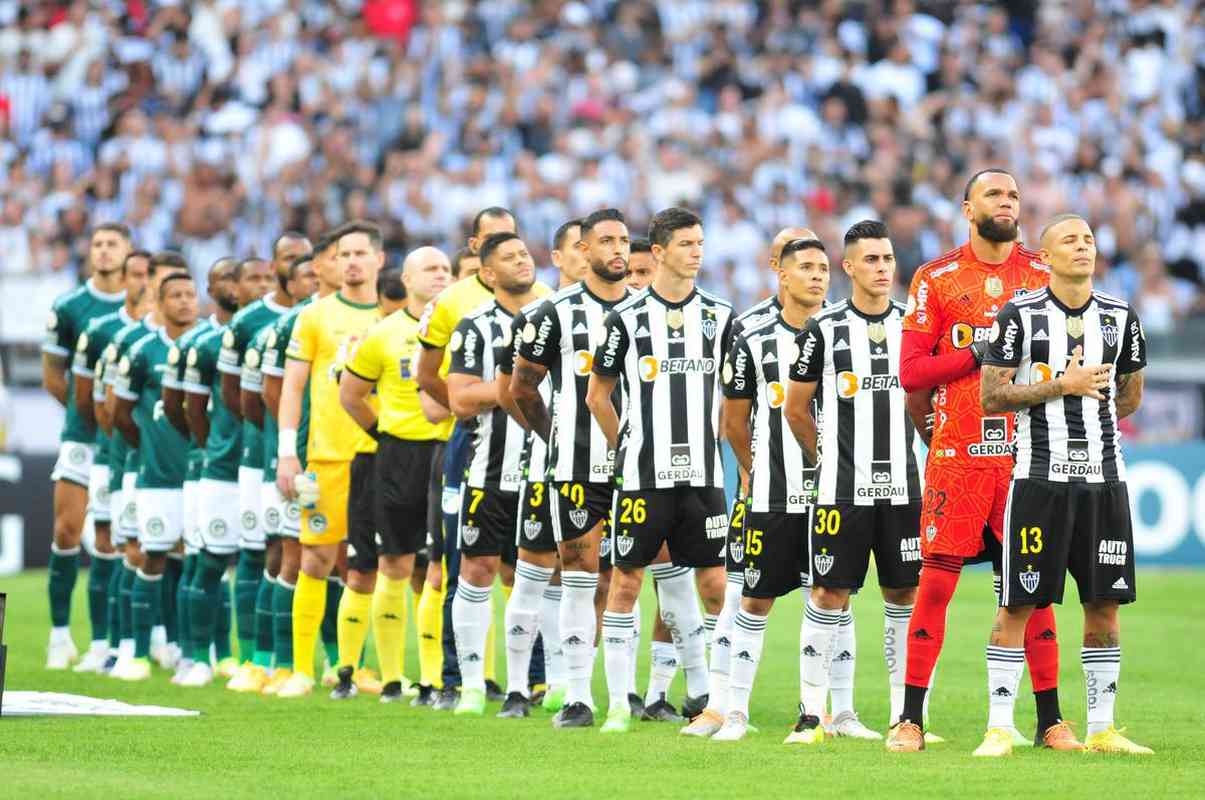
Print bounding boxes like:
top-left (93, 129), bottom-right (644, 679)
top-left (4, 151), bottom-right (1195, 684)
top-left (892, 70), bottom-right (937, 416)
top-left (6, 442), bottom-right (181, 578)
top-left (775, 311), bottom-right (803, 334)
top-left (402, 307), bottom-right (421, 323)
top-left (1045, 288), bottom-right (1093, 317)
top-left (581, 281), bottom-right (628, 308)
top-left (647, 285), bottom-right (696, 309)
top-left (474, 275), bottom-right (494, 294)
top-left (845, 297), bottom-right (893, 322)
top-left (263, 291), bottom-right (289, 313)
top-left (86, 279), bottom-right (126, 302)
top-left (158, 328), bottom-right (176, 346)
top-left (335, 291), bottom-right (377, 310)
top-left (118, 306), bottom-right (136, 325)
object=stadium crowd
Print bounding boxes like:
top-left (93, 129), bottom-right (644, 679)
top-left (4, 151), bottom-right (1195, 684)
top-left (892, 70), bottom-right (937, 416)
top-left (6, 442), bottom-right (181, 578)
top-left (1, 0), bottom-right (1203, 329)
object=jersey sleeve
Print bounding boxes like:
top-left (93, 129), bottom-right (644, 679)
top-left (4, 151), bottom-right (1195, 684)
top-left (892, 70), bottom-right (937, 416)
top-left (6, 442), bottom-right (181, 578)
top-left (71, 325), bottom-right (97, 378)
top-left (902, 267), bottom-right (942, 336)
top-left (113, 343), bottom-right (148, 402)
top-left (448, 318), bottom-right (484, 377)
top-left (345, 324), bottom-right (385, 382)
top-left (719, 315), bottom-right (735, 360)
top-left (287, 307), bottom-right (318, 363)
top-left (516, 302), bottom-right (561, 368)
top-left (240, 344), bottom-right (265, 392)
top-left (496, 313), bottom-right (524, 375)
top-left (416, 292), bottom-right (454, 349)
top-left (94, 343), bottom-right (117, 400)
top-left (789, 320), bottom-right (825, 382)
top-left (42, 297), bottom-right (76, 358)
top-left (592, 310), bottom-right (629, 378)
top-left (982, 302), bottom-right (1024, 368)
top-left (721, 335), bottom-right (756, 399)
top-left (162, 343), bottom-right (185, 389)
top-left (261, 318), bottom-right (291, 377)
top-left (183, 337), bottom-right (215, 394)
top-left (1117, 308), bottom-right (1147, 374)
top-left (217, 322), bottom-right (246, 375)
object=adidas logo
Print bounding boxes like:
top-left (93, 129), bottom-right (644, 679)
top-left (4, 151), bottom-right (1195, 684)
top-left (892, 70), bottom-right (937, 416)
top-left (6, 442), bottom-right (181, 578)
top-left (464, 653), bottom-right (482, 662)
top-left (801, 645), bottom-right (819, 657)
top-left (762, 351), bottom-right (776, 364)
top-left (1037, 628), bottom-right (1056, 641)
top-left (573, 322), bottom-right (589, 335)
top-left (1104, 681), bottom-right (1117, 694)
top-left (912, 629), bottom-right (932, 640)
top-left (1032, 329), bottom-right (1049, 341)
top-left (834, 650), bottom-right (853, 662)
top-left (735, 650), bottom-right (754, 662)
top-left (635, 326), bottom-right (650, 338)
top-left (509, 625), bottom-right (525, 635)
top-left (716, 636), bottom-right (731, 647)
top-left (382, 613), bottom-right (400, 620)
top-left (604, 636), bottom-right (627, 645)
top-left (565, 635), bottom-right (584, 646)
top-left (691, 626), bottom-right (705, 637)
top-left (421, 633), bottom-right (436, 640)
top-left (1112, 576), bottom-right (1128, 590)
top-left (833, 339), bottom-right (850, 351)
top-left (992, 686), bottom-right (1013, 697)
top-left (346, 616), bottom-right (362, 624)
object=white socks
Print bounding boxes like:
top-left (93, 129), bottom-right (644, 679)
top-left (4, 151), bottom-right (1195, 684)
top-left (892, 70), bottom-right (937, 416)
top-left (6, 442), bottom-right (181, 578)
top-left (602, 611), bottom-right (635, 710)
top-left (505, 561), bottom-right (553, 696)
top-left (884, 602), bottom-right (913, 724)
top-left (651, 563), bottom-right (707, 698)
top-left (727, 609), bottom-right (767, 718)
top-left (1083, 646), bottom-right (1121, 735)
top-left (799, 598), bottom-right (840, 716)
top-left (540, 585), bottom-right (566, 690)
top-left (705, 574), bottom-right (742, 715)
top-left (647, 640), bottom-right (678, 701)
top-left (627, 594), bottom-right (641, 695)
top-left (829, 611), bottom-right (855, 717)
top-left (985, 645), bottom-right (1025, 729)
top-left (451, 580), bottom-right (492, 692)
top-left (559, 571), bottom-right (598, 707)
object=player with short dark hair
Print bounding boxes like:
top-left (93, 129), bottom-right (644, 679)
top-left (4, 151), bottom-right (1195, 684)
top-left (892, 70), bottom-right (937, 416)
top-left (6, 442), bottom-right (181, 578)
top-left (626, 238), bottom-right (656, 290)
top-left (43, 223), bottom-right (132, 669)
top-left (890, 170), bottom-right (1063, 752)
top-left (588, 208), bottom-right (734, 734)
top-left (974, 215), bottom-right (1149, 756)
top-left (451, 247), bottom-right (480, 280)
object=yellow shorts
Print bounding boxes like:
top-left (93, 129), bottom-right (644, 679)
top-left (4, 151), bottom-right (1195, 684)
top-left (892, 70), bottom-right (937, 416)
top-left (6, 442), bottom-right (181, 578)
top-left (301, 460), bottom-right (351, 546)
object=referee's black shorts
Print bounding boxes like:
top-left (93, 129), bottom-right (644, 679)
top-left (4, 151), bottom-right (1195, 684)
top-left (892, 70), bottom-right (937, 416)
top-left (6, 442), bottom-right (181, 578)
top-left (374, 434), bottom-right (441, 562)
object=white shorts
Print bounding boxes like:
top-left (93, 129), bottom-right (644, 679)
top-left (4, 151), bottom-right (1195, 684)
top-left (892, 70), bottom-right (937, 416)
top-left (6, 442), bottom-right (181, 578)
top-left (51, 441), bottom-right (93, 486)
top-left (238, 466), bottom-right (265, 550)
top-left (116, 472), bottom-right (139, 543)
top-left (280, 487), bottom-right (302, 539)
top-left (137, 487), bottom-right (184, 553)
top-left (261, 481), bottom-right (285, 538)
top-left (182, 480), bottom-right (202, 555)
top-left (199, 478), bottom-right (241, 555)
top-left (88, 464), bottom-right (112, 523)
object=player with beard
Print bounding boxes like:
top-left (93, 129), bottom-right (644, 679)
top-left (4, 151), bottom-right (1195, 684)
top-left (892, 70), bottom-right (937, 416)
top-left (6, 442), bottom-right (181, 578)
top-left (888, 170), bottom-right (1066, 752)
top-left (70, 249), bottom-right (149, 672)
top-left (445, 233), bottom-right (549, 715)
top-left (42, 223), bottom-right (131, 668)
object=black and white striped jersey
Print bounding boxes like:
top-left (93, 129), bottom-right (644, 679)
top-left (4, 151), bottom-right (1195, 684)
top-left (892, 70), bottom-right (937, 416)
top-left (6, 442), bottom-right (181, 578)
top-left (730, 295), bottom-right (781, 341)
top-left (983, 288), bottom-right (1146, 483)
top-left (722, 314), bottom-right (816, 513)
top-left (449, 301), bottom-right (527, 492)
top-left (518, 283), bottom-right (629, 484)
top-left (498, 300), bottom-right (553, 483)
top-left (790, 299), bottom-right (921, 506)
top-left (593, 286), bottom-right (733, 491)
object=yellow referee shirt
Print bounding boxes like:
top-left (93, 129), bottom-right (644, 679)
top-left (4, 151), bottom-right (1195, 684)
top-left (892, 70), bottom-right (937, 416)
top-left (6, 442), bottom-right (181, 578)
top-left (287, 292), bottom-right (381, 460)
top-left (346, 308), bottom-right (453, 442)
top-left (416, 275), bottom-right (494, 378)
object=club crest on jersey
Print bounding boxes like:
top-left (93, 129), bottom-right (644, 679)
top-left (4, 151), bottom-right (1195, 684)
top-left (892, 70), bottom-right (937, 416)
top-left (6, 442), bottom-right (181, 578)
top-left (1020, 567), bottom-right (1040, 594)
top-left (701, 318), bottom-right (717, 339)
top-left (925, 523), bottom-right (937, 543)
top-left (461, 523), bottom-right (480, 546)
top-left (1100, 318), bottom-right (1119, 347)
top-left (984, 276), bottom-right (1004, 298)
top-left (744, 567), bottom-right (760, 588)
top-left (729, 537), bottom-right (744, 563)
top-left (616, 533), bottom-right (634, 557)
top-left (814, 549), bottom-right (834, 576)
top-left (524, 518), bottom-right (542, 540)
top-left (569, 508), bottom-right (589, 529)
top-left (1067, 316), bottom-right (1084, 339)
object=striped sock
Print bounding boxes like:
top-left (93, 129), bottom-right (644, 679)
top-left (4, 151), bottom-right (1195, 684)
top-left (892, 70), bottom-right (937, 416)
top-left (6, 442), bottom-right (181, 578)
top-left (705, 574), bottom-right (742, 715)
top-left (883, 602), bottom-right (913, 725)
top-left (799, 598), bottom-right (841, 716)
top-left (651, 563), bottom-right (707, 698)
top-left (560, 571), bottom-right (599, 707)
top-left (505, 561), bottom-right (553, 696)
top-left (727, 610), bottom-right (768, 718)
top-left (540, 585), bottom-right (565, 690)
top-left (830, 611), bottom-right (856, 717)
top-left (647, 640), bottom-right (678, 701)
top-left (1082, 646), bottom-right (1121, 735)
top-left (602, 611), bottom-right (636, 710)
top-left (451, 581), bottom-right (492, 691)
top-left (986, 645), bottom-right (1025, 729)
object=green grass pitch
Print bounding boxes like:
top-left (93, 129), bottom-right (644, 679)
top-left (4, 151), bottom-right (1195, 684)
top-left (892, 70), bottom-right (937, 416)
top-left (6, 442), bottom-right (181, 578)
top-left (2, 567), bottom-right (1202, 799)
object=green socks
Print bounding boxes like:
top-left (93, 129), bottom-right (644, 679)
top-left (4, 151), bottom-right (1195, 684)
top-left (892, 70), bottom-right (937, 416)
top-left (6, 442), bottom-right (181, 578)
top-left (87, 553), bottom-right (118, 643)
top-left (254, 571), bottom-right (275, 667)
top-left (176, 555), bottom-right (196, 661)
top-left (131, 571), bottom-right (163, 659)
top-left (161, 557), bottom-right (182, 646)
top-left (189, 552), bottom-right (226, 662)
top-left (273, 578), bottom-right (295, 669)
top-left (234, 551), bottom-right (265, 662)
top-left (48, 544), bottom-right (80, 627)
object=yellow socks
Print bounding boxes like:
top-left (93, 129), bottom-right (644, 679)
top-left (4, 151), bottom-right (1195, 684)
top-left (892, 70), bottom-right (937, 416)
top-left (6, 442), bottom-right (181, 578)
top-left (336, 587), bottom-right (373, 671)
top-left (416, 580), bottom-right (445, 688)
top-left (371, 576), bottom-right (408, 685)
top-left (291, 571), bottom-right (327, 679)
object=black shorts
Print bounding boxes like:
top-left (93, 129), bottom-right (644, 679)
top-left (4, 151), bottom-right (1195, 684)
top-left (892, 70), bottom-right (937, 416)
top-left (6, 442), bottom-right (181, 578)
top-left (809, 502), bottom-right (922, 591)
top-left (426, 441), bottom-right (444, 555)
top-left (549, 480), bottom-right (612, 544)
top-left (1001, 479), bottom-right (1136, 608)
top-left (515, 480), bottom-right (556, 553)
top-left (460, 484), bottom-right (519, 562)
top-left (347, 452), bottom-right (378, 573)
top-left (964, 525), bottom-right (1004, 571)
top-left (611, 486), bottom-right (728, 569)
top-left (741, 510), bottom-right (811, 599)
top-left (375, 435), bottom-right (440, 558)
top-left (725, 493), bottom-right (749, 575)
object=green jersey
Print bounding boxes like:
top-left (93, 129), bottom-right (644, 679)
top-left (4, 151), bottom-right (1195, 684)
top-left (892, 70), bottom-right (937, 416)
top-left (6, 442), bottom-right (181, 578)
top-left (114, 329), bottom-right (190, 489)
top-left (105, 319), bottom-right (156, 477)
top-left (168, 316), bottom-right (217, 482)
top-left (241, 323), bottom-right (278, 480)
top-left (72, 306), bottom-right (137, 468)
top-left (44, 279), bottom-right (126, 443)
top-left (220, 293), bottom-right (290, 472)
top-left (184, 327), bottom-right (240, 482)
top-left (261, 299), bottom-right (312, 467)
